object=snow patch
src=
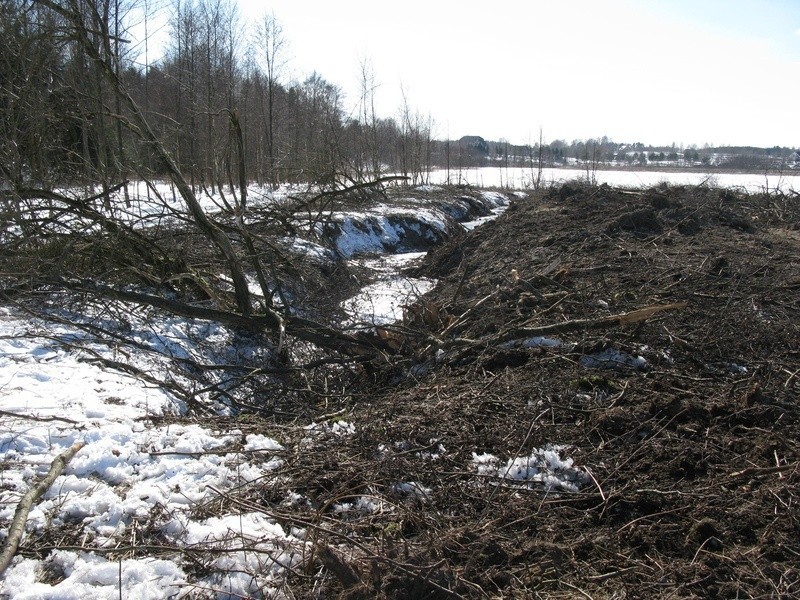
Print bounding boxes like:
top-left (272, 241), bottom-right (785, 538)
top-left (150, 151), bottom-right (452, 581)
top-left (472, 446), bottom-right (589, 493)
top-left (580, 348), bottom-right (647, 370)
top-left (1, 551), bottom-right (185, 600)
top-left (341, 277), bottom-right (436, 328)
top-left (0, 308), bottom-right (292, 598)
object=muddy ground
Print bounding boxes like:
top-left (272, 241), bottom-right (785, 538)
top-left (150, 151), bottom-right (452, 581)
top-left (285, 183), bottom-right (800, 598)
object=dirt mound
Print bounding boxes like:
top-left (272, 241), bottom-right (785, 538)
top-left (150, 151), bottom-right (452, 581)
top-left (607, 206), bottom-right (663, 235)
top-left (292, 183), bottom-right (799, 598)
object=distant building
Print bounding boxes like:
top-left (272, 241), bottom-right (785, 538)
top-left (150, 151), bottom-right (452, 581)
top-left (790, 150), bottom-right (800, 168)
top-left (458, 136), bottom-right (489, 155)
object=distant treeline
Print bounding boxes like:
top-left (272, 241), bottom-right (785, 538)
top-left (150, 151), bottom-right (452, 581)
top-left (450, 138), bottom-right (800, 171)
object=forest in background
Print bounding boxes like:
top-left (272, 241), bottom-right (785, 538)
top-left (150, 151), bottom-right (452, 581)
top-left (1, 0), bottom-right (438, 194)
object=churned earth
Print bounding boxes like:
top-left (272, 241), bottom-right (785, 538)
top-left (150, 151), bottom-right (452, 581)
top-left (300, 182), bottom-right (800, 598)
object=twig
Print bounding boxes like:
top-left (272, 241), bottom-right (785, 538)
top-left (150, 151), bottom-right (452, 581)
top-left (27, 543), bottom-right (295, 557)
top-left (315, 544), bottom-right (362, 590)
top-left (0, 441), bottom-right (85, 576)
top-left (729, 462), bottom-right (798, 479)
top-left (587, 566), bottom-right (638, 581)
top-left (584, 466), bottom-right (606, 502)
top-left (560, 580), bottom-right (595, 600)
top-left (148, 449), bottom-right (287, 457)
top-left (691, 536), bottom-right (716, 566)
top-left (0, 409), bottom-right (80, 425)
top-left (784, 367), bottom-right (799, 388)
top-left (615, 506), bottom-right (687, 534)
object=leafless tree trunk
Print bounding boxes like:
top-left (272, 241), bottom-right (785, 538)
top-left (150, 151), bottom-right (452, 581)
top-left (358, 57), bottom-right (380, 180)
top-left (253, 12), bottom-right (286, 187)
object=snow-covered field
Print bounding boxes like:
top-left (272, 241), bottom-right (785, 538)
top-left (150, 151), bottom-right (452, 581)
top-left (429, 166), bottom-right (800, 194)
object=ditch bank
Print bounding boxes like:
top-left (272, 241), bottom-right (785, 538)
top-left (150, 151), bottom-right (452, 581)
top-left (300, 186), bottom-right (517, 328)
top-left (313, 187), bottom-right (514, 258)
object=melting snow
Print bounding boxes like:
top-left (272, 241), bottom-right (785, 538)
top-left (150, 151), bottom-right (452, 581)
top-left (472, 446), bottom-right (589, 493)
top-left (324, 204), bottom-right (449, 257)
top-left (341, 277), bottom-right (436, 328)
top-left (341, 252), bottom-right (435, 328)
top-left (580, 348), bottom-right (647, 370)
top-left (461, 191), bottom-right (510, 230)
top-left (0, 308), bottom-right (294, 598)
top-left (4, 551), bottom-right (185, 600)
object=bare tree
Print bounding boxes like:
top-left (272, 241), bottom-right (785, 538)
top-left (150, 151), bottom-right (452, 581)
top-left (528, 127), bottom-right (544, 190)
top-left (252, 11), bottom-right (287, 187)
top-left (294, 72), bottom-right (347, 182)
top-left (357, 56), bottom-right (380, 180)
top-left (397, 85), bottom-right (433, 185)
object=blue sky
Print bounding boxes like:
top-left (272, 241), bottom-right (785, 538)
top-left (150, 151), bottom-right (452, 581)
top-left (645, 0), bottom-right (800, 60)
top-left (234, 0), bottom-right (800, 147)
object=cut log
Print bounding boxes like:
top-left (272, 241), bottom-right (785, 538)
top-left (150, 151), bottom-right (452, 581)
top-left (496, 302), bottom-right (689, 345)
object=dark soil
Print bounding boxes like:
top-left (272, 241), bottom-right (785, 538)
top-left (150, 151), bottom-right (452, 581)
top-left (281, 183), bottom-right (800, 598)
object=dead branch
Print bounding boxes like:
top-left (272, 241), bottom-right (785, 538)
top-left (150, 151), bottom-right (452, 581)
top-left (0, 441), bottom-right (85, 577)
top-left (0, 409), bottom-right (80, 425)
top-left (315, 544), bottom-right (363, 590)
top-left (60, 278), bottom-right (389, 357)
top-left (290, 175), bottom-right (410, 214)
top-left (729, 463), bottom-right (799, 479)
top-left (494, 301), bottom-right (689, 346)
top-left (436, 302), bottom-right (690, 365)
